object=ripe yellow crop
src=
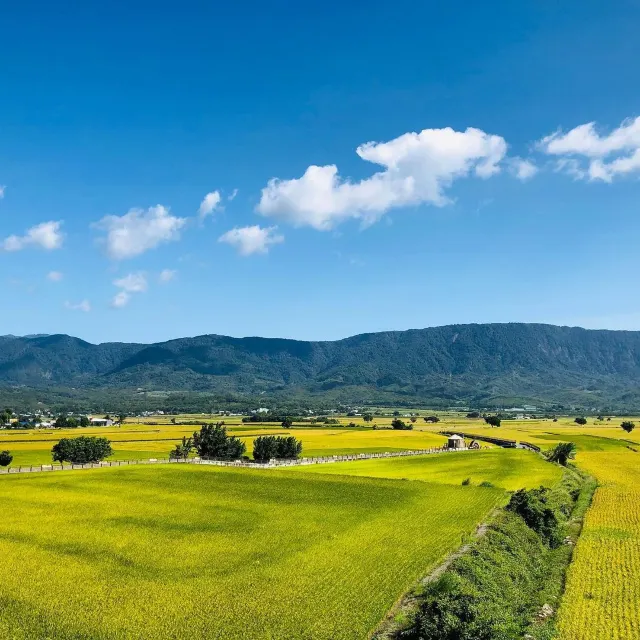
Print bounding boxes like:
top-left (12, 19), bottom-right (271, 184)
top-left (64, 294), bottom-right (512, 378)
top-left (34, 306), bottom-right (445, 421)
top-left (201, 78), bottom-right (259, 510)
top-left (0, 464), bottom-right (502, 639)
top-left (557, 450), bottom-right (640, 640)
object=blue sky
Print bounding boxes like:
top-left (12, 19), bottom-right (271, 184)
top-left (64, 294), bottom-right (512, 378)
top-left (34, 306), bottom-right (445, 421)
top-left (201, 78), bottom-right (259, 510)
top-left (2, 0), bottom-right (640, 344)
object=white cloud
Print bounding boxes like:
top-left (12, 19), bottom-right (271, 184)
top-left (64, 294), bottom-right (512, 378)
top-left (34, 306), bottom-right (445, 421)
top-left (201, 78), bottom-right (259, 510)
top-left (111, 291), bottom-right (131, 308)
top-left (1, 221), bottom-right (64, 252)
top-left (228, 188), bottom-right (238, 201)
top-left (159, 268), bottom-right (176, 283)
top-left (111, 272), bottom-right (147, 308)
top-left (113, 272), bottom-right (147, 293)
top-left (198, 191), bottom-right (222, 218)
top-left (65, 299), bottom-right (91, 313)
top-left (539, 116), bottom-right (640, 182)
top-left (509, 158), bottom-right (538, 181)
top-left (47, 271), bottom-right (63, 282)
top-left (257, 126), bottom-right (508, 230)
top-left (553, 158), bottom-right (587, 180)
top-left (218, 225), bottom-right (284, 256)
top-left (0, 186), bottom-right (5, 199)
top-left (95, 205), bottom-right (186, 260)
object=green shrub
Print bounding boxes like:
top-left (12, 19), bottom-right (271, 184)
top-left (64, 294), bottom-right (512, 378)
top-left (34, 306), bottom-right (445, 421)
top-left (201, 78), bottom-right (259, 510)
top-left (253, 435), bottom-right (303, 462)
top-left (0, 450), bottom-right (13, 467)
top-left (506, 487), bottom-right (560, 547)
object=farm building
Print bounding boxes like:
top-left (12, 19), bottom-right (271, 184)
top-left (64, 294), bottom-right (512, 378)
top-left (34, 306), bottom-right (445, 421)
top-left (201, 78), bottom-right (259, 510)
top-left (447, 434), bottom-right (466, 450)
top-left (89, 417), bottom-right (113, 427)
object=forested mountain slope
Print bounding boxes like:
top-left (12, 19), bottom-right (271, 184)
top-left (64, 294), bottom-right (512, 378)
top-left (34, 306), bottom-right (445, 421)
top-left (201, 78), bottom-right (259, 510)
top-left (2, 324), bottom-right (640, 406)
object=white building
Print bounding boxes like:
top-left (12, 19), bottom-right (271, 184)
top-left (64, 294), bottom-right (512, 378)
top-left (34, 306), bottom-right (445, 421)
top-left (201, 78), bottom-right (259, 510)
top-left (89, 417), bottom-right (113, 427)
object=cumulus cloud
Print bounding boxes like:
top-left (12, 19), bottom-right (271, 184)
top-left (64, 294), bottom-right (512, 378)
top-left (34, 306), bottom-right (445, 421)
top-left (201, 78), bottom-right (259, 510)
top-left (65, 299), bottom-right (91, 313)
top-left (539, 116), bottom-right (640, 182)
top-left (198, 191), bottom-right (222, 218)
top-left (47, 271), bottom-right (63, 282)
top-left (159, 268), bottom-right (176, 283)
top-left (218, 225), bottom-right (284, 256)
top-left (1, 221), bottom-right (64, 252)
top-left (509, 158), bottom-right (538, 181)
top-left (111, 272), bottom-right (147, 308)
top-left (94, 205), bottom-right (186, 260)
top-left (257, 126), bottom-right (508, 230)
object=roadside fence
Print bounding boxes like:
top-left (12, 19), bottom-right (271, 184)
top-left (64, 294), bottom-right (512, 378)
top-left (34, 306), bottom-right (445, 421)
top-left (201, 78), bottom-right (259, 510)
top-left (0, 445), bottom-right (472, 475)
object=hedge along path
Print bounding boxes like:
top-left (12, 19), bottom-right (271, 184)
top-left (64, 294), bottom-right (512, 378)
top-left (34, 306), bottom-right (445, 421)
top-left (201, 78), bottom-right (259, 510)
top-left (557, 449), bottom-right (640, 640)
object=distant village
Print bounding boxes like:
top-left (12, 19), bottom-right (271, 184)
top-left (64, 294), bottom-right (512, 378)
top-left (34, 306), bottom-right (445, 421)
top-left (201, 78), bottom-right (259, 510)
top-left (0, 404), bottom-right (548, 430)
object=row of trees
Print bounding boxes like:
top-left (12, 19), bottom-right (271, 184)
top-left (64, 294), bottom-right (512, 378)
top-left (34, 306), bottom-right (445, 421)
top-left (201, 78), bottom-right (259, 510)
top-left (170, 423), bottom-right (304, 462)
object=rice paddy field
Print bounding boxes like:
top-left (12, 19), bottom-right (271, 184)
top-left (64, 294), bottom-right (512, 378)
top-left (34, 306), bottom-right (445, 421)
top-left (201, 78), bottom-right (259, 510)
top-left (0, 422), bottom-right (450, 466)
top-left (0, 463), bottom-right (503, 639)
top-left (290, 448), bottom-right (563, 491)
top-left (2, 412), bottom-right (639, 638)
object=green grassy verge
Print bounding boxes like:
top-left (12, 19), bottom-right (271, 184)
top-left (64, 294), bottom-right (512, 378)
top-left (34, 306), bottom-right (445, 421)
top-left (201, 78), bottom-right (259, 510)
top-left (385, 467), bottom-right (596, 640)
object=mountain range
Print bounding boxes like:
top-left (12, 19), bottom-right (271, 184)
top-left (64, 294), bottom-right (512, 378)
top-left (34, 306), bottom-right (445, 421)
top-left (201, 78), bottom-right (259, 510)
top-left (2, 323), bottom-right (640, 409)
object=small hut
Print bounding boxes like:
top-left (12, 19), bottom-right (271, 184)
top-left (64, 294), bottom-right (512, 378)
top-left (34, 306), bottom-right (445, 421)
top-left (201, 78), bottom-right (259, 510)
top-left (447, 434), bottom-right (465, 450)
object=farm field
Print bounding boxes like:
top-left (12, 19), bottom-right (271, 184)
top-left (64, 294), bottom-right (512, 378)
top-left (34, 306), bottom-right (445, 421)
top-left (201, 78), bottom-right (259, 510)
top-left (292, 448), bottom-right (563, 491)
top-left (0, 464), bottom-right (503, 640)
top-left (556, 449), bottom-right (640, 640)
top-left (0, 424), bottom-right (449, 466)
top-left (2, 412), bottom-right (640, 638)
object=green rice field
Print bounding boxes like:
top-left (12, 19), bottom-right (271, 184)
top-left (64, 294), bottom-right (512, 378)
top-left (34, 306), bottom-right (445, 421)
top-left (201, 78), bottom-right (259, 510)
top-left (0, 462), bottom-right (503, 639)
top-left (291, 448), bottom-right (563, 491)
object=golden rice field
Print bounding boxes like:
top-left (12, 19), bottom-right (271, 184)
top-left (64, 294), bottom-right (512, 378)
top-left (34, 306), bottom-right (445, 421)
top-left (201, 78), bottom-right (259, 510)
top-left (0, 463), bottom-right (503, 639)
top-left (2, 412), bottom-right (640, 638)
top-left (0, 423), bottom-right (449, 466)
top-left (556, 449), bottom-right (640, 640)
top-left (291, 448), bottom-right (563, 491)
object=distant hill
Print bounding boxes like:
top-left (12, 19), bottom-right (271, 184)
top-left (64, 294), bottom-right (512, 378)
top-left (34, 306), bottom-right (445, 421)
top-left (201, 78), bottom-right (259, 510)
top-left (2, 323), bottom-right (640, 408)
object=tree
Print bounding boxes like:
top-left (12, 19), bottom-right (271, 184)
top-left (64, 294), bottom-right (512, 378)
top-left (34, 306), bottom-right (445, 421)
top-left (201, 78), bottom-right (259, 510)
top-left (363, 413), bottom-right (373, 422)
top-left (281, 417), bottom-right (293, 428)
top-left (79, 415), bottom-right (90, 428)
top-left (506, 487), bottom-right (560, 546)
top-left (55, 415), bottom-right (79, 428)
top-left (170, 436), bottom-right (193, 460)
top-left (574, 417), bottom-right (587, 425)
top-left (52, 437), bottom-right (112, 464)
top-left (424, 416), bottom-right (440, 423)
top-left (0, 409), bottom-right (12, 425)
top-left (118, 413), bottom-right (127, 426)
top-left (484, 415), bottom-right (501, 427)
top-left (597, 415), bottom-right (604, 421)
top-left (410, 417), bottom-right (417, 423)
top-left (466, 411), bottom-right (480, 418)
top-left (392, 411), bottom-right (400, 416)
top-left (253, 435), bottom-right (303, 462)
top-left (391, 418), bottom-right (412, 430)
top-left (621, 421), bottom-right (636, 433)
top-left (545, 442), bottom-right (576, 467)
top-left (192, 423), bottom-right (246, 460)
top-left (0, 450), bottom-right (12, 466)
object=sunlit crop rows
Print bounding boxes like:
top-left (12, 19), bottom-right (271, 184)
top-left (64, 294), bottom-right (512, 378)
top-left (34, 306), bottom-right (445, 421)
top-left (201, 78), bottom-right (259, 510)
top-left (0, 464), bottom-right (502, 639)
top-left (557, 451), bottom-right (640, 640)
top-left (292, 448), bottom-right (562, 491)
top-left (0, 425), bottom-right (448, 466)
